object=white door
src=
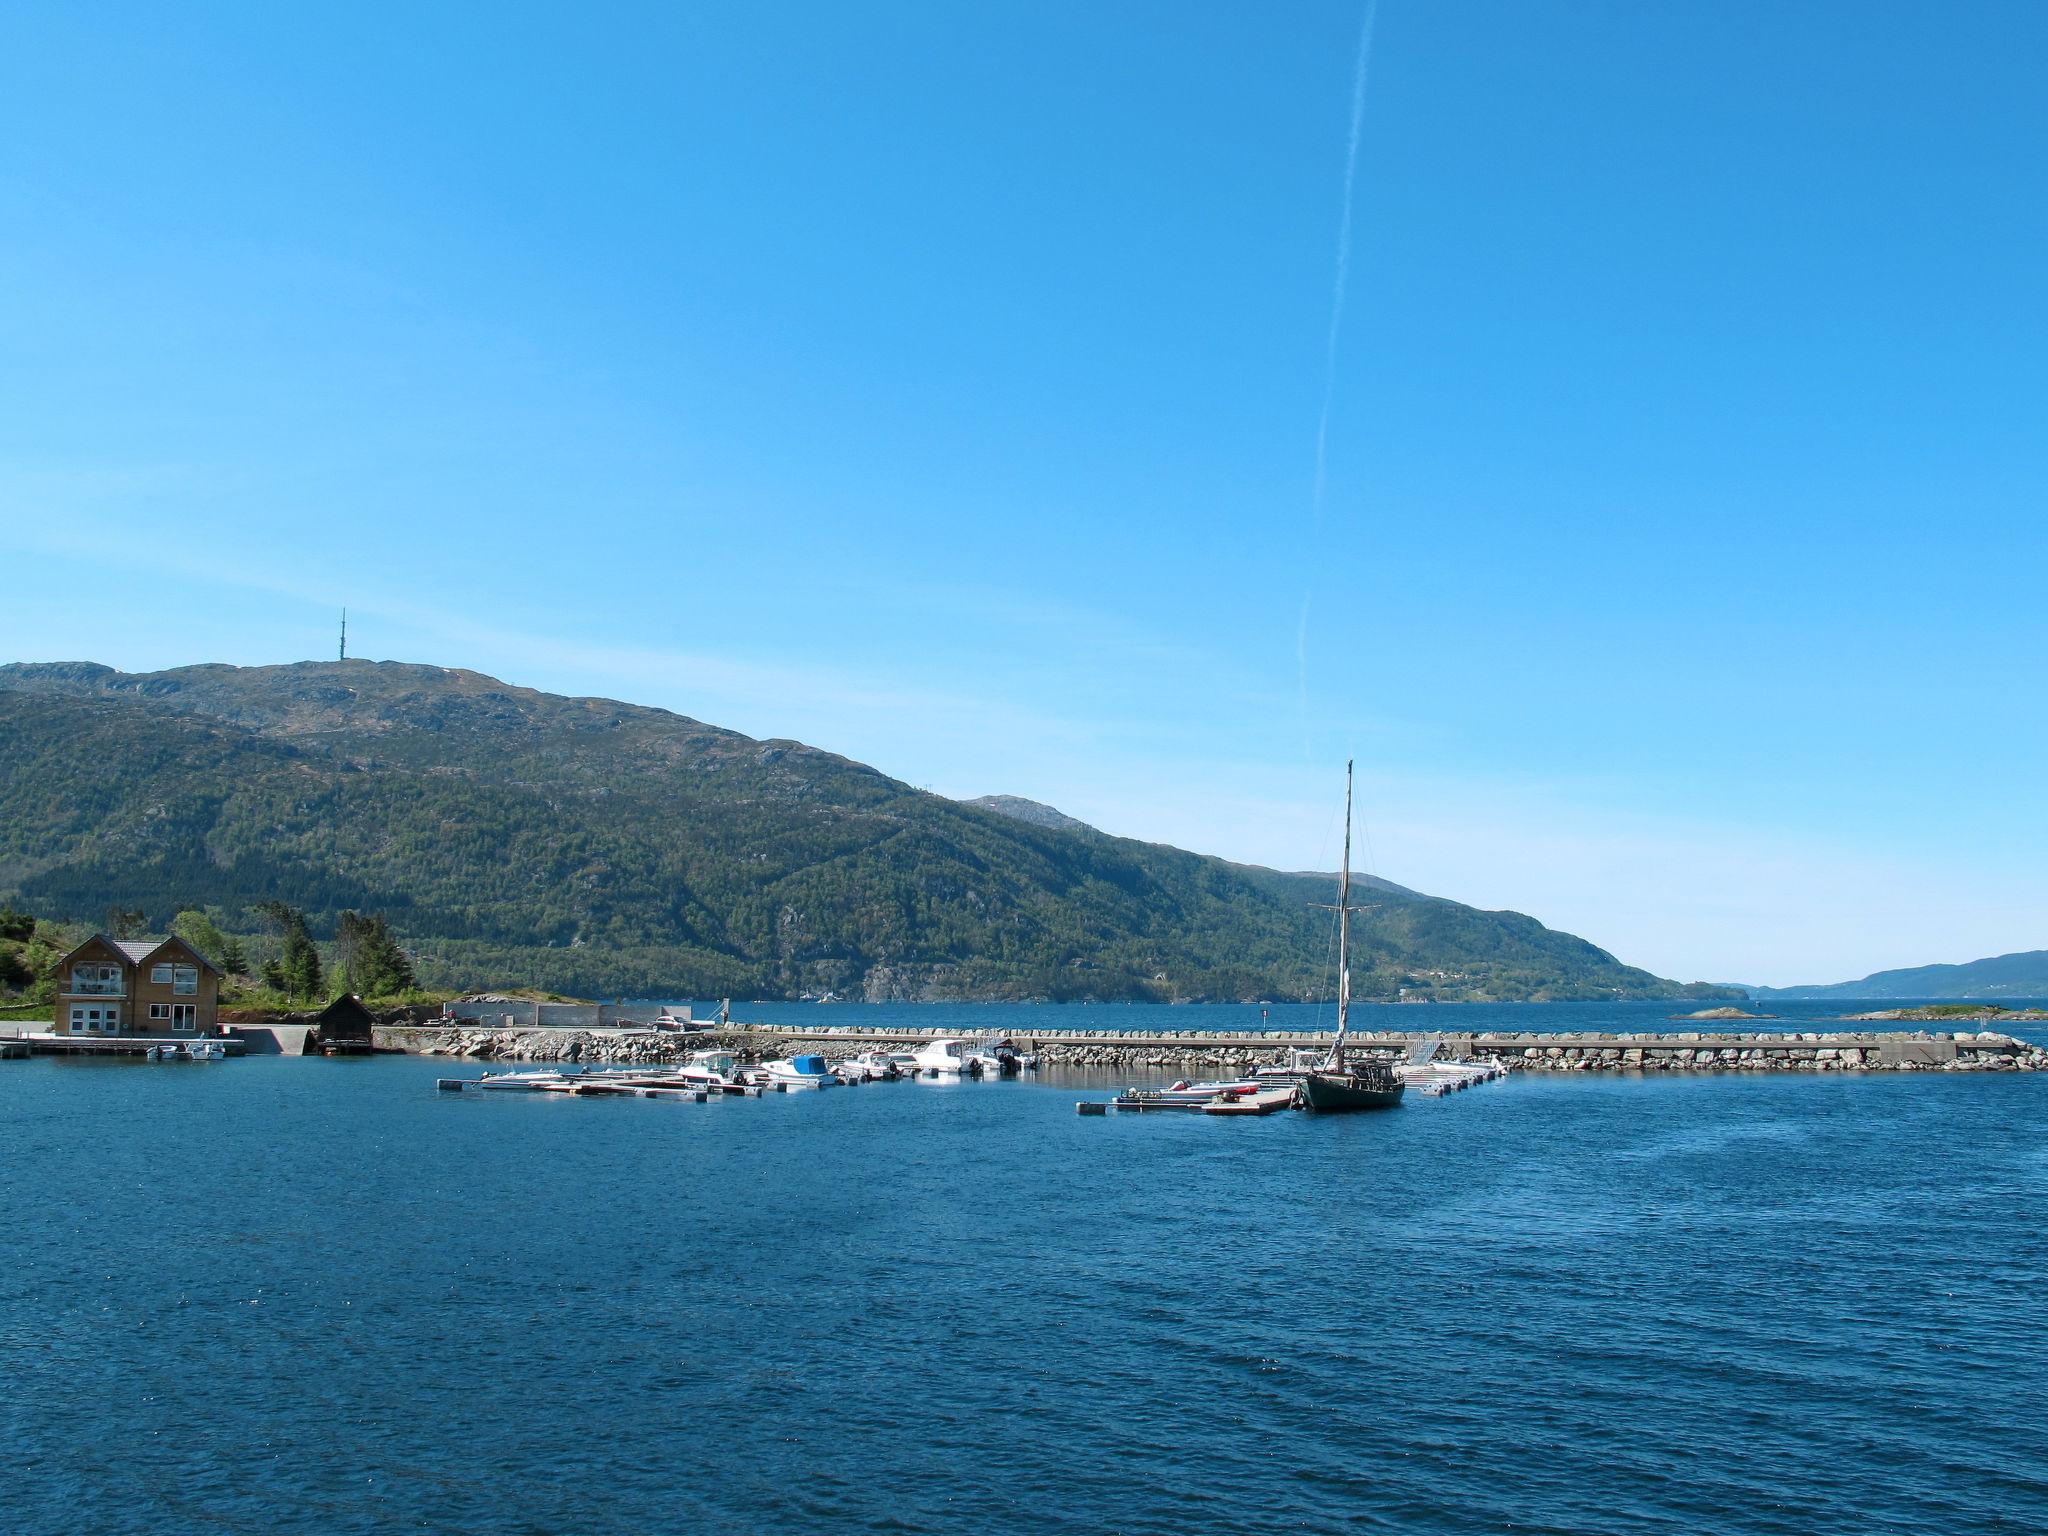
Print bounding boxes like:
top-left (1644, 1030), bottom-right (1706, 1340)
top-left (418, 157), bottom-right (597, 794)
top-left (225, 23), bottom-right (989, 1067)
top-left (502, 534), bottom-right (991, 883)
top-left (71, 1004), bottom-right (118, 1034)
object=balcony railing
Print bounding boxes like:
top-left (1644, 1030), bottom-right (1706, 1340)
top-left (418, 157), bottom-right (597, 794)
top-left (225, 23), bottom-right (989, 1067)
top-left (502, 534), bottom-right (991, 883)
top-left (66, 978), bottom-right (127, 997)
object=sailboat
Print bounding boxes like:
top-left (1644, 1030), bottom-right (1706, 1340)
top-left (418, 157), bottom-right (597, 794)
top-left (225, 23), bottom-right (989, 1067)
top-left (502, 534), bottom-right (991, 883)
top-left (1297, 761), bottom-right (1405, 1113)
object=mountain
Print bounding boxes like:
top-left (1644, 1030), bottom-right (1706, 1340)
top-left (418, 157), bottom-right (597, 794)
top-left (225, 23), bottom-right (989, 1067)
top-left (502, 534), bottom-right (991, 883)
top-left (0, 660), bottom-right (1734, 1003)
top-left (963, 795), bottom-right (1095, 835)
top-left (966, 797), bottom-right (1425, 899)
top-left (1747, 950), bottom-right (2048, 1001)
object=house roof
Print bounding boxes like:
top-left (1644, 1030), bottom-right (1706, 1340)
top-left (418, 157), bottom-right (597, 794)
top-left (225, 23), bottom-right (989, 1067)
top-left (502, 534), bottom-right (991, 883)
top-left (317, 994), bottom-right (376, 1025)
top-left (61, 934), bottom-right (224, 974)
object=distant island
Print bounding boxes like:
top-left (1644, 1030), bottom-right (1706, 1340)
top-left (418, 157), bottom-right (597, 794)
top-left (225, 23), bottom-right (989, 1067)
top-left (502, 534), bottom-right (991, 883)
top-left (1744, 949), bottom-right (2048, 1002)
top-left (0, 659), bottom-right (1741, 1005)
top-left (1836, 1004), bottom-right (2048, 1023)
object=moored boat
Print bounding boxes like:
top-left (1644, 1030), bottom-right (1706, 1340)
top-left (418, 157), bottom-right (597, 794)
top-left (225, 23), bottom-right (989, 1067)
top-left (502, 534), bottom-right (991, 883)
top-left (675, 1049), bottom-right (750, 1092)
top-left (911, 1038), bottom-right (977, 1076)
top-left (1297, 762), bottom-right (1404, 1115)
top-left (834, 1050), bottom-right (901, 1082)
top-left (762, 1053), bottom-right (838, 1089)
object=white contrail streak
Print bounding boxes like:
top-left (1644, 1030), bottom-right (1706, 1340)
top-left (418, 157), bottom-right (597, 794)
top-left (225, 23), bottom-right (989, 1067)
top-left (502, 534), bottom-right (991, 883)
top-left (1311, 0), bottom-right (1379, 526)
top-left (1298, 0), bottom-right (1379, 758)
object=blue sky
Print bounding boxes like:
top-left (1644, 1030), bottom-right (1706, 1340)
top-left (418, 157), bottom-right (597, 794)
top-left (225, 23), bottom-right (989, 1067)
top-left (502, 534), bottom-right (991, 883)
top-left (4, 1), bottom-right (2044, 985)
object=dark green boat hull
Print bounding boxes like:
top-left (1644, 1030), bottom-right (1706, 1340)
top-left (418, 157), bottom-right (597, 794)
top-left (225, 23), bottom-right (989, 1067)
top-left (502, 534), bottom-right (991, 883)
top-left (1298, 1071), bottom-right (1404, 1113)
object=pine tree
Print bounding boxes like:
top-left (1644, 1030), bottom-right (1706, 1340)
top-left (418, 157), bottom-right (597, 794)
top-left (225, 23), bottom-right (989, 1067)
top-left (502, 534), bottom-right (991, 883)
top-left (337, 910), bottom-right (416, 997)
top-left (258, 902), bottom-right (324, 1001)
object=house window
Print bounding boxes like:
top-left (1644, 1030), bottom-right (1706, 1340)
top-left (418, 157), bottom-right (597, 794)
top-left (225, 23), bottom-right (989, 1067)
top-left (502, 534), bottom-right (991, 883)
top-left (151, 963), bottom-right (173, 984)
top-left (171, 1005), bottom-right (196, 1033)
top-left (69, 963), bottom-right (125, 997)
top-left (173, 966), bottom-right (198, 996)
top-left (150, 1004), bottom-right (170, 1020)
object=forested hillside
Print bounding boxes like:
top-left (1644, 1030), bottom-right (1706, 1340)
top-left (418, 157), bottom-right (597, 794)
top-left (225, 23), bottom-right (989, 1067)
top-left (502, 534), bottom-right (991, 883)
top-left (1749, 949), bottom-right (2048, 1001)
top-left (0, 660), bottom-right (1730, 1002)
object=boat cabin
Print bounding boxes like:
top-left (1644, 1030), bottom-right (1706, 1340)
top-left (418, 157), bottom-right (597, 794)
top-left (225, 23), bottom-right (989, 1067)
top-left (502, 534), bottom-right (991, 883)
top-left (52, 934), bottom-right (222, 1037)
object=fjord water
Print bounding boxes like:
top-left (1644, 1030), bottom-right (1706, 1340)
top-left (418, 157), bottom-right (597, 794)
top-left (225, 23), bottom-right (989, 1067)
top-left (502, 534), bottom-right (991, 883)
top-left (5, 1011), bottom-right (2045, 1535)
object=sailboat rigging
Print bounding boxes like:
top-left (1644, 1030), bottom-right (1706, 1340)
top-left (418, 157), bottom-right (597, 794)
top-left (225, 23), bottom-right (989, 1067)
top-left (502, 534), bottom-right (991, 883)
top-left (1297, 760), bottom-right (1404, 1112)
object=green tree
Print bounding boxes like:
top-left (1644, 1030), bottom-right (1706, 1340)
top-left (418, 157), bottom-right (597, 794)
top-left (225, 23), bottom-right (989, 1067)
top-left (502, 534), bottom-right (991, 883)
top-left (104, 905), bottom-right (147, 939)
top-left (170, 908), bottom-right (230, 966)
top-left (0, 906), bottom-right (33, 943)
top-left (336, 910), bottom-right (416, 997)
top-left (258, 902), bottom-right (324, 1001)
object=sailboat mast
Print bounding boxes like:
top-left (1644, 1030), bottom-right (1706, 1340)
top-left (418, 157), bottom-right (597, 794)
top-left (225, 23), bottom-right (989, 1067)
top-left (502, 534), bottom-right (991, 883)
top-left (1332, 759), bottom-right (1353, 1070)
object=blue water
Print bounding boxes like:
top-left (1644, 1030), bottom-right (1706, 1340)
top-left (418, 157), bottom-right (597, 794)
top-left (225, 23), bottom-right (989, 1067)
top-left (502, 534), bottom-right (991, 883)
top-left (4, 1005), bottom-right (2045, 1535)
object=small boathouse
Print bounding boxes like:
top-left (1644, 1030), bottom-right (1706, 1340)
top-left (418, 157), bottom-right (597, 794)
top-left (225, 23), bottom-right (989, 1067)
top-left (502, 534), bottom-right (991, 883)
top-left (310, 994), bottom-right (378, 1054)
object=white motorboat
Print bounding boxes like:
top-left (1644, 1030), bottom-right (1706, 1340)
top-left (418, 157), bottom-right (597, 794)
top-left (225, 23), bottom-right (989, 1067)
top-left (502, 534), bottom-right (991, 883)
top-left (911, 1038), bottom-right (977, 1076)
top-left (675, 1049), bottom-right (749, 1092)
top-left (834, 1050), bottom-right (900, 1082)
top-left (762, 1053), bottom-right (839, 1090)
top-left (1252, 1047), bottom-right (1331, 1089)
top-left (187, 1039), bottom-right (227, 1060)
top-left (964, 1037), bottom-right (1027, 1076)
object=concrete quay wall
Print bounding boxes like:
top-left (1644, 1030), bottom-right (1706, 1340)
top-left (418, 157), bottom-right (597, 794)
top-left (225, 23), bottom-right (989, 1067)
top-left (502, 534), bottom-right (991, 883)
top-left (379, 1022), bottom-right (2048, 1073)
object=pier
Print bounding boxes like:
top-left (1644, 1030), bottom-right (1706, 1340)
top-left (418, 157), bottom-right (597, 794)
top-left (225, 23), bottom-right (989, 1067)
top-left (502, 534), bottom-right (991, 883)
top-left (374, 1021), bottom-right (2048, 1074)
top-left (3, 1029), bottom-right (247, 1058)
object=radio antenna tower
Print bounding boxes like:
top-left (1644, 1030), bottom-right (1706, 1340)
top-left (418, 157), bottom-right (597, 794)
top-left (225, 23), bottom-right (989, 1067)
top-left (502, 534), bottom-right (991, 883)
top-left (339, 608), bottom-right (347, 661)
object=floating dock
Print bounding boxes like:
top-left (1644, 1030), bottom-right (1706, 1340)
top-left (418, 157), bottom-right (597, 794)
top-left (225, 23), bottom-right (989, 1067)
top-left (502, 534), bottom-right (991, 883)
top-left (1201, 1087), bottom-right (1297, 1116)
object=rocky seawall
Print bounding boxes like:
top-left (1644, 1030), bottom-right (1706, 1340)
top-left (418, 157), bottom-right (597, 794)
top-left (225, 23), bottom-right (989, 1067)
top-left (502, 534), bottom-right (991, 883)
top-left (379, 1024), bottom-right (2048, 1073)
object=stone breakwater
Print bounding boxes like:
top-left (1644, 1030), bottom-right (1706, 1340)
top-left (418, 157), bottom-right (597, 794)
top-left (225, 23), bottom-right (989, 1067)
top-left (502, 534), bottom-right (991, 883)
top-left (378, 1023), bottom-right (2048, 1074)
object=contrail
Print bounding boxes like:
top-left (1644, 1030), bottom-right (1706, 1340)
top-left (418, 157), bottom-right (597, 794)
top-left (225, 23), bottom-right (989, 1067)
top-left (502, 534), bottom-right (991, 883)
top-left (1298, 0), bottom-right (1380, 758)
top-left (1311, 0), bottom-right (1379, 527)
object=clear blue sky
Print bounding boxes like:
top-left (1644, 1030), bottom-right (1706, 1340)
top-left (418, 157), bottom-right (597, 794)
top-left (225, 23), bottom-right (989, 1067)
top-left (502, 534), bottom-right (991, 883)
top-left (4, 1), bottom-right (2044, 985)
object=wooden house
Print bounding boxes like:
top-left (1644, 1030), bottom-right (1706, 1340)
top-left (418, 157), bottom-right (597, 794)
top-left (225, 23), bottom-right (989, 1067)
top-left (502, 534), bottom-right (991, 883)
top-left (52, 934), bottom-right (223, 1037)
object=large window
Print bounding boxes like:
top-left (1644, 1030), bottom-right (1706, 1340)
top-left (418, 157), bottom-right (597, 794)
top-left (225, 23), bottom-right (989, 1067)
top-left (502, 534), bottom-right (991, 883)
top-left (173, 965), bottom-right (198, 995)
top-left (69, 963), bottom-right (125, 996)
top-left (151, 963), bottom-right (172, 984)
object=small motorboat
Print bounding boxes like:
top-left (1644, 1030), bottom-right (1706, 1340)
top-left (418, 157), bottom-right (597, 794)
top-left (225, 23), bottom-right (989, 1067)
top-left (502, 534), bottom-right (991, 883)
top-left (911, 1038), bottom-right (978, 1076)
top-left (145, 1043), bottom-right (188, 1062)
top-left (762, 1054), bottom-right (839, 1090)
top-left (186, 1039), bottom-right (227, 1060)
top-left (964, 1037), bottom-right (1026, 1076)
top-left (834, 1051), bottom-right (900, 1082)
top-left (1252, 1048), bottom-right (1330, 1090)
top-left (675, 1049), bottom-right (750, 1092)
